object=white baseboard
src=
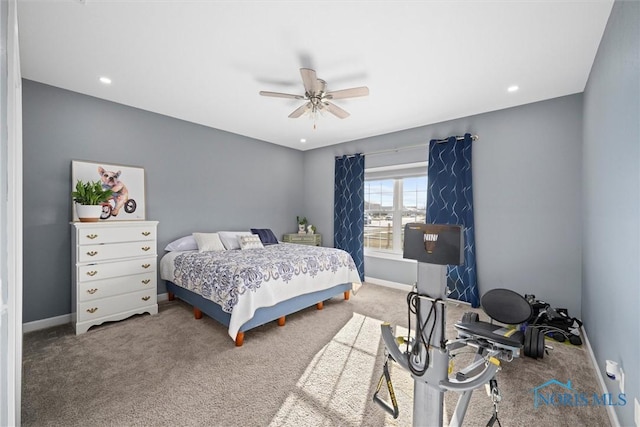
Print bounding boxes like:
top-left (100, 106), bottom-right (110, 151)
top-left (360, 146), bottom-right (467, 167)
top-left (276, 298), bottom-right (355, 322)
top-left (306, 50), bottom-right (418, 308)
top-left (582, 325), bottom-right (620, 427)
top-left (363, 277), bottom-right (471, 308)
top-left (364, 276), bottom-right (413, 291)
top-left (22, 313), bottom-right (72, 333)
top-left (23, 293), bottom-right (170, 333)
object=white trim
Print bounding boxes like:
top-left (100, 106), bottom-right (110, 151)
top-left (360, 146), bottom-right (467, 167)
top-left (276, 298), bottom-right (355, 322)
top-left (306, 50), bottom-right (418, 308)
top-left (21, 292), bottom-right (169, 333)
top-left (364, 277), bottom-right (472, 313)
top-left (364, 276), bottom-right (414, 291)
top-left (582, 326), bottom-right (620, 427)
top-left (4, 1), bottom-right (23, 424)
top-left (392, 179), bottom-right (403, 250)
top-left (22, 314), bottom-right (72, 334)
top-left (365, 249), bottom-right (417, 263)
top-left (365, 161), bottom-right (427, 174)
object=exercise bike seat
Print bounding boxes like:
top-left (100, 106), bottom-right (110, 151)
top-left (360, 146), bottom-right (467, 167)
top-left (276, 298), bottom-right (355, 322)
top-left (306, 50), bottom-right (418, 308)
top-left (480, 288), bottom-right (533, 325)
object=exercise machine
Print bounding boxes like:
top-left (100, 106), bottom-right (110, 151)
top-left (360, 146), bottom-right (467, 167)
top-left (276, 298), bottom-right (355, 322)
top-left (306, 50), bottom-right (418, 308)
top-left (376, 223), bottom-right (531, 427)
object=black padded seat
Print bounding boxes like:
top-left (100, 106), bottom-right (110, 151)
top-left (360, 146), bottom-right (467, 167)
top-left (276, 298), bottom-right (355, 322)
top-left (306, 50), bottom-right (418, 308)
top-left (481, 288), bottom-right (532, 325)
top-left (455, 322), bottom-right (524, 348)
top-left (454, 288), bottom-right (540, 358)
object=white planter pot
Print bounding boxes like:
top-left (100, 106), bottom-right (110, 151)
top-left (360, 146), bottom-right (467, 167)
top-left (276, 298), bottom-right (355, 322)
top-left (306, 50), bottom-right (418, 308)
top-left (76, 204), bottom-right (102, 222)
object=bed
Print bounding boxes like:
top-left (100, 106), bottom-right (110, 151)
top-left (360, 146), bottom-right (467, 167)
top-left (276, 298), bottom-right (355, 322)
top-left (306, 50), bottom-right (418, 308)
top-left (159, 236), bottom-right (361, 346)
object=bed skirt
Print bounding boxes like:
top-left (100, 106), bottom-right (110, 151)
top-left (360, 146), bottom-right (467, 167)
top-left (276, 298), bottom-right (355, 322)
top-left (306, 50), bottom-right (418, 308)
top-left (165, 281), bottom-right (352, 345)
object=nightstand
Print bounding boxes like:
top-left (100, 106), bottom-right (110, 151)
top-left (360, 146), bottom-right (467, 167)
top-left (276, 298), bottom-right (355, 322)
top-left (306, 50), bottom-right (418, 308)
top-left (282, 233), bottom-right (322, 246)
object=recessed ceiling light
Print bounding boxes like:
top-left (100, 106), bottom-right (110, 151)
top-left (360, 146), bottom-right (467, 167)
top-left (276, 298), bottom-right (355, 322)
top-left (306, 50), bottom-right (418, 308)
top-left (99, 76), bottom-right (112, 85)
top-left (300, 138), bottom-right (307, 143)
top-left (507, 85), bottom-right (519, 93)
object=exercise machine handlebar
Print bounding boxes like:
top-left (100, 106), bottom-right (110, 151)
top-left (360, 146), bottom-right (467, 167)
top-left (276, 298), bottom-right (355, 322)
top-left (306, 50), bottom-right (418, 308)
top-left (380, 323), bottom-right (501, 393)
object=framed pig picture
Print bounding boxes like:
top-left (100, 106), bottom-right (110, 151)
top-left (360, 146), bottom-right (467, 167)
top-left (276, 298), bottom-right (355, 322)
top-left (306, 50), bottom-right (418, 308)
top-left (71, 160), bottom-right (146, 221)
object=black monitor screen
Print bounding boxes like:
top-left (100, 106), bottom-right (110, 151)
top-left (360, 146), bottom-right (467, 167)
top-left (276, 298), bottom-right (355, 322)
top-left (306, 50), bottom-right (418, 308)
top-left (403, 223), bottom-right (464, 265)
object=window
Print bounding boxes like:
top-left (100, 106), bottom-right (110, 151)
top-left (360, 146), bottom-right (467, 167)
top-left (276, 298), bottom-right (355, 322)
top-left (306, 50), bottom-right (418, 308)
top-left (364, 162), bottom-right (427, 254)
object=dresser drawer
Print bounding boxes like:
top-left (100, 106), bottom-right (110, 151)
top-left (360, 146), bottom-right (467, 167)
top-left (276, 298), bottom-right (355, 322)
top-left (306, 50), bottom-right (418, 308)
top-left (289, 235), bottom-right (316, 243)
top-left (78, 289), bottom-right (157, 322)
top-left (78, 241), bottom-right (156, 263)
top-left (79, 272), bottom-right (156, 302)
top-left (78, 226), bottom-right (156, 245)
top-left (78, 257), bottom-right (156, 282)
top-left (282, 234), bottom-right (322, 245)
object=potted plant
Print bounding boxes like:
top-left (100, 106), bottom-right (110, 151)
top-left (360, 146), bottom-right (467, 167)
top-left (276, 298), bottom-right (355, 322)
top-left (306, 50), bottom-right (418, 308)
top-left (297, 216), bottom-right (308, 234)
top-left (72, 179), bottom-right (113, 222)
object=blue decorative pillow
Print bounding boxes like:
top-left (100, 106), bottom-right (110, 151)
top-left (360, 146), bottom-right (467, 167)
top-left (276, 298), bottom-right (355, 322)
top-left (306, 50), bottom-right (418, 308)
top-left (251, 228), bottom-right (279, 245)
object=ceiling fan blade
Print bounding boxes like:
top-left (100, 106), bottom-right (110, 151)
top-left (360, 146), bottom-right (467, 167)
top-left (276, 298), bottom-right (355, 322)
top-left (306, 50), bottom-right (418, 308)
top-left (315, 78), bottom-right (327, 94)
top-left (324, 102), bottom-right (350, 119)
top-left (259, 91), bottom-right (304, 100)
top-left (288, 102), bottom-right (311, 118)
top-left (300, 68), bottom-right (317, 95)
top-left (325, 86), bottom-right (369, 100)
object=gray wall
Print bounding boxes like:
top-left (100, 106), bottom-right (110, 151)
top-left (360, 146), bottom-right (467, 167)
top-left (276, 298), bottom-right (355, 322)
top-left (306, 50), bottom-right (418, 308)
top-left (582, 1), bottom-right (639, 425)
top-left (22, 80), bottom-right (304, 323)
top-left (304, 94), bottom-right (584, 317)
top-left (22, 82), bottom-right (587, 326)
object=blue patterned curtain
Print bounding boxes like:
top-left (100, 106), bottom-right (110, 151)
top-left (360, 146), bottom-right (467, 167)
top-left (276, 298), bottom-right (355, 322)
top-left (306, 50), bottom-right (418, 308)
top-left (427, 133), bottom-right (479, 307)
top-left (334, 154), bottom-right (365, 281)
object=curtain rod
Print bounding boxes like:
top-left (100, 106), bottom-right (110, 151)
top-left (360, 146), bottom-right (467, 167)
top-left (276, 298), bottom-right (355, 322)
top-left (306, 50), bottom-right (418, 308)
top-left (336, 134), bottom-right (479, 159)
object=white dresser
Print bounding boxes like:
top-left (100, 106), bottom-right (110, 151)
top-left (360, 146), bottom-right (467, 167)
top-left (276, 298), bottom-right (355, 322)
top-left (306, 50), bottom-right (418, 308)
top-left (72, 221), bottom-right (159, 334)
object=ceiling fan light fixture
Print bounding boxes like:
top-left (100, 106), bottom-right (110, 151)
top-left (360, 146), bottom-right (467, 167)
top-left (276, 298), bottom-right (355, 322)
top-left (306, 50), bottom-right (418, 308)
top-left (259, 68), bottom-right (368, 127)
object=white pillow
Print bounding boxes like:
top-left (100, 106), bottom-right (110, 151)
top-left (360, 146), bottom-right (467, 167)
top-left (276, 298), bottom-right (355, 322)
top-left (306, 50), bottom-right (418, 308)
top-left (218, 231), bottom-right (253, 250)
top-left (192, 232), bottom-right (226, 252)
top-left (164, 235), bottom-right (198, 252)
top-left (239, 235), bottom-right (264, 250)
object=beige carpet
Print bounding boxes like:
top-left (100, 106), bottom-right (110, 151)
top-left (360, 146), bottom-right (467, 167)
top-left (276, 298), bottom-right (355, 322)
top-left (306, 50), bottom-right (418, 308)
top-left (22, 284), bottom-right (610, 427)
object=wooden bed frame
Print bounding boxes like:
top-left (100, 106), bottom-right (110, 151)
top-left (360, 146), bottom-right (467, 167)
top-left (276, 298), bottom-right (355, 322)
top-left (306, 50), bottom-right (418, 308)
top-left (165, 281), bottom-right (352, 346)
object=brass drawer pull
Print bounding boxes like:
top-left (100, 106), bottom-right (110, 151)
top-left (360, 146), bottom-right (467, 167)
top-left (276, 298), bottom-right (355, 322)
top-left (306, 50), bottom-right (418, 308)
top-left (87, 251), bottom-right (98, 256)
top-left (142, 246), bottom-right (151, 251)
top-left (142, 296), bottom-right (151, 301)
top-left (86, 271), bottom-right (98, 277)
top-left (142, 263), bottom-right (151, 269)
top-left (87, 288), bottom-right (98, 295)
top-left (86, 234), bottom-right (98, 239)
top-left (142, 279), bottom-right (151, 284)
top-left (86, 307), bottom-right (98, 314)
top-left (142, 231), bottom-right (151, 236)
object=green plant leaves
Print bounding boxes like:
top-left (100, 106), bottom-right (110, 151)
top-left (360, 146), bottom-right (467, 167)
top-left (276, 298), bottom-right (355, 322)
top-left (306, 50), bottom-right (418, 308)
top-left (72, 180), bottom-right (113, 205)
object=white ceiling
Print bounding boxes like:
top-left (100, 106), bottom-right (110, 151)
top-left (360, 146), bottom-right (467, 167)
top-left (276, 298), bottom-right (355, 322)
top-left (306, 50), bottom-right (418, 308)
top-left (17, 1), bottom-right (613, 151)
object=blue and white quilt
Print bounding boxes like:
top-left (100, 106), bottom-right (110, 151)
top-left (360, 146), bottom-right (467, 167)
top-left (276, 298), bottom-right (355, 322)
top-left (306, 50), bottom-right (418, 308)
top-left (160, 243), bottom-right (361, 340)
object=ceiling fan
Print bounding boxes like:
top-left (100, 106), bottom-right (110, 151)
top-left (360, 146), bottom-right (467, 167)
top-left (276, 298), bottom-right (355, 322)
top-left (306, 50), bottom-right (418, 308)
top-left (259, 68), bottom-right (369, 124)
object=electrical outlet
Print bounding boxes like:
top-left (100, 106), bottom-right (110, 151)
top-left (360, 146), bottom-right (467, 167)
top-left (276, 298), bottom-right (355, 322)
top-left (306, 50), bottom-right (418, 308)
top-left (620, 368), bottom-right (625, 394)
top-left (635, 398), bottom-right (640, 427)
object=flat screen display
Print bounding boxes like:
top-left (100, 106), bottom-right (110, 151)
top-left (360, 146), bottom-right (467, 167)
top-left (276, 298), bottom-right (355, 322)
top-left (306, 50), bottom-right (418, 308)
top-left (403, 223), bottom-right (464, 265)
